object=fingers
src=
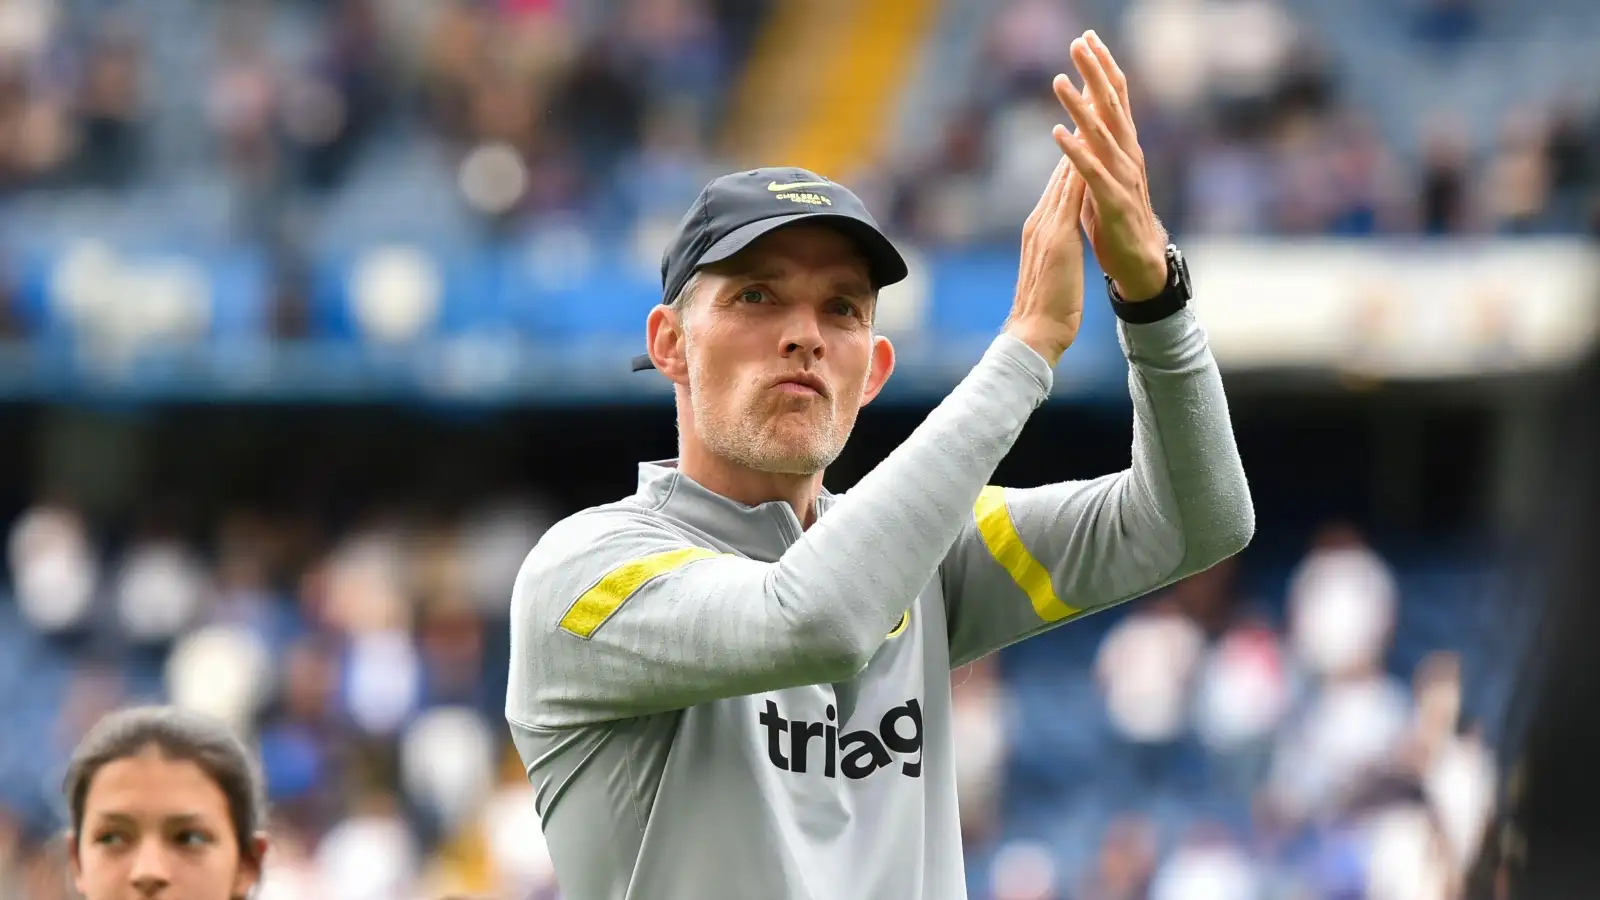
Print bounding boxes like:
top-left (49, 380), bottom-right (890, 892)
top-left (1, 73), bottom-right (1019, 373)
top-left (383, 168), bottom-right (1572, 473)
top-left (1071, 35), bottom-right (1137, 158)
top-left (1053, 73), bottom-right (1124, 175)
top-left (1023, 153), bottom-right (1073, 240)
top-left (1061, 165), bottom-right (1088, 236)
top-left (1084, 31), bottom-right (1136, 142)
top-left (1053, 71), bottom-right (1143, 204)
top-left (1047, 127), bottom-right (1087, 234)
top-left (1052, 120), bottom-right (1122, 206)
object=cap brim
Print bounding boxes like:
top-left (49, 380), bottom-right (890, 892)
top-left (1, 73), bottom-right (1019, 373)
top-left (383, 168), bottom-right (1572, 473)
top-left (699, 212), bottom-right (909, 288)
top-left (632, 212), bottom-right (909, 371)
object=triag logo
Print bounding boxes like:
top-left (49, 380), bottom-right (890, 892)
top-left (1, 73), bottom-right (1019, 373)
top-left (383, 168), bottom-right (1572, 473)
top-left (759, 699), bottom-right (923, 779)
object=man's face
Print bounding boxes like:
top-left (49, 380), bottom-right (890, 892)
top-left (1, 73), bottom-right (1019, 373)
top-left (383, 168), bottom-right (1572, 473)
top-left (666, 224), bottom-right (894, 475)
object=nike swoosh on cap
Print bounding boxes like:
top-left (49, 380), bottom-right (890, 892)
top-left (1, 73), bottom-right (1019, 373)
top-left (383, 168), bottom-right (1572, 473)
top-left (767, 181), bottom-right (831, 192)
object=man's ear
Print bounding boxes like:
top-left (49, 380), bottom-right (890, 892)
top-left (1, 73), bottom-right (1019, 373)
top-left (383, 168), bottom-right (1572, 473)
top-left (860, 334), bottom-right (896, 406)
top-left (645, 305), bottom-right (691, 385)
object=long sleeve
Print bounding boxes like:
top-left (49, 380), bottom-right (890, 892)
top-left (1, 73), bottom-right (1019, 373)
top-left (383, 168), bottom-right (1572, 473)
top-left (507, 333), bottom-right (1054, 729)
top-left (942, 307), bottom-right (1255, 670)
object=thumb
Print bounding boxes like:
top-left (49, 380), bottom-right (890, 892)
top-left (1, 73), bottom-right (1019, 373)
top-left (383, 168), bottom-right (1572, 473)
top-left (1063, 167), bottom-right (1088, 243)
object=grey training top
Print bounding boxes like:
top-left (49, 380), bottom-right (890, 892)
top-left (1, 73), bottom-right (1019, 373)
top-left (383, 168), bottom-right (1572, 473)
top-left (505, 309), bottom-right (1255, 900)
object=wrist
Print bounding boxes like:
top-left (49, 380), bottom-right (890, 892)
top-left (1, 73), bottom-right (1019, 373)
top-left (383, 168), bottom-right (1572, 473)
top-left (1111, 252), bottom-right (1170, 303)
top-left (1107, 243), bottom-right (1192, 325)
top-left (1002, 318), bottom-right (1074, 367)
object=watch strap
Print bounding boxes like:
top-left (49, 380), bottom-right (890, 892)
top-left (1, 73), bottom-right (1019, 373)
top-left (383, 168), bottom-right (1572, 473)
top-left (1106, 244), bottom-right (1190, 324)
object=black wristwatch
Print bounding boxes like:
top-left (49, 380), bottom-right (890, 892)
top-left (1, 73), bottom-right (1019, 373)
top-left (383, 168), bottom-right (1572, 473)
top-left (1105, 243), bottom-right (1191, 324)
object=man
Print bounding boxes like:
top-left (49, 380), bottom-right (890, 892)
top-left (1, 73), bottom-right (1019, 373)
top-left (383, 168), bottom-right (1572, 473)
top-left (506, 32), bottom-right (1254, 900)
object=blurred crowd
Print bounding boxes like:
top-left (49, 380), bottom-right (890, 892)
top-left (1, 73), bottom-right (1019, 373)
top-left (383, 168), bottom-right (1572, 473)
top-left (0, 0), bottom-right (1593, 248)
top-left (954, 525), bottom-right (1503, 900)
top-left (884, 0), bottom-right (1600, 244)
top-left (0, 488), bottom-right (1505, 899)
top-left (0, 491), bottom-right (559, 899)
top-left (0, 0), bottom-right (1594, 251)
top-left (0, 0), bottom-right (762, 239)
top-left (0, 0), bottom-right (1539, 897)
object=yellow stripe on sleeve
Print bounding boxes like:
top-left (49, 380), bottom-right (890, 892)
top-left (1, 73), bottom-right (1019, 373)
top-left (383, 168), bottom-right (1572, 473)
top-left (886, 608), bottom-right (910, 639)
top-left (559, 547), bottom-right (723, 638)
top-left (973, 486), bottom-right (1078, 623)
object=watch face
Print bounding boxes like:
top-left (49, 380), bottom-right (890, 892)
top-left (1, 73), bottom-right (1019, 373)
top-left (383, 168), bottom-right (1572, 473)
top-left (1169, 246), bottom-right (1192, 299)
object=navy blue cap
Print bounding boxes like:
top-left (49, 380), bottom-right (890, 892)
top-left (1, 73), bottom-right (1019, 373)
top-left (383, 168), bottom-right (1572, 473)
top-left (630, 166), bottom-right (909, 371)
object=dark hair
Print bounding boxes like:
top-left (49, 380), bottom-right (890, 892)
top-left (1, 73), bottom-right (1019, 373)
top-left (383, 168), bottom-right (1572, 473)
top-left (63, 705), bottom-right (267, 863)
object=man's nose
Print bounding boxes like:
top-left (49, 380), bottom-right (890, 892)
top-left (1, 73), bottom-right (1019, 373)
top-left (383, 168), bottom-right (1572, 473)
top-left (779, 306), bottom-right (825, 360)
top-left (129, 839), bottom-right (172, 896)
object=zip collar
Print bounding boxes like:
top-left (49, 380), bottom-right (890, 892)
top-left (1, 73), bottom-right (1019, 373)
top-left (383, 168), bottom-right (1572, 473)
top-left (632, 459), bottom-right (837, 562)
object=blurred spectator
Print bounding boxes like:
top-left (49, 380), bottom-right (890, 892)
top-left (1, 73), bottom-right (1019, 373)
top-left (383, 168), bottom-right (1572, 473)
top-left (112, 533), bottom-right (213, 645)
top-left (255, 822), bottom-right (327, 900)
top-left (7, 499), bottom-right (97, 635)
top-left (207, 12), bottom-right (280, 192)
top-left (1149, 823), bottom-right (1259, 900)
top-left (0, 62), bottom-right (73, 190)
top-left (0, 0), bottom-right (55, 67)
top-left (1426, 726), bottom-right (1496, 876)
top-left (886, 108), bottom-right (988, 245)
top-left (1325, 772), bottom-right (1460, 900)
top-left (313, 789), bottom-right (419, 900)
top-left (1120, 0), bottom-right (1209, 116)
top-left (1183, 132), bottom-right (1275, 234)
top-left (483, 764), bottom-right (559, 899)
top-left (283, 0), bottom-right (386, 193)
top-left (69, 24), bottom-right (145, 189)
top-left (457, 496), bottom-right (555, 619)
top-left (1095, 598), bottom-right (1206, 795)
top-left (952, 657), bottom-right (1009, 848)
top-left (616, 104), bottom-right (719, 232)
top-left (256, 634), bottom-right (347, 834)
top-left (1543, 98), bottom-right (1596, 232)
top-left (1418, 114), bottom-right (1475, 235)
top-left (1205, 0), bottom-right (1297, 129)
top-left (981, 0), bottom-right (1083, 103)
top-left (1273, 525), bottom-right (1411, 821)
top-left (1403, 652), bottom-right (1497, 877)
top-left (1078, 816), bottom-right (1157, 900)
top-left (991, 839), bottom-right (1061, 900)
top-left (1286, 523), bottom-right (1397, 680)
top-left (1364, 800), bottom-right (1458, 899)
top-left (1096, 599), bottom-right (1204, 746)
top-left (164, 623), bottom-right (274, 735)
top-left (1484, 109), bottom-right (1553, 234)
top-left (399, 705), bottom-right (495, 838)
top-left (613, 0), bottom-right (725, 129)
top-left (1321, 112), bottom-right (1410, 235)
top-left (415, 593), bottom-right (489, 709)
top-left (1194, 616), bottom-right (1288, 796)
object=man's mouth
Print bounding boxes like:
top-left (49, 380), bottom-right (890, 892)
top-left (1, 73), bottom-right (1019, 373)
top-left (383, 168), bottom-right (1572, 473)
top-left (772, 372), bottom-right (828, 398)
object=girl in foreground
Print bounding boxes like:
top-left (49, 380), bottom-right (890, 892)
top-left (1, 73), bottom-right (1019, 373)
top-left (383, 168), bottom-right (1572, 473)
top-left (63, 705), bottom-right (268, 900)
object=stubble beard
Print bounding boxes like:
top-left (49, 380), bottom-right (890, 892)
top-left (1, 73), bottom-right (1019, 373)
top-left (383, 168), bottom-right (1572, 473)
top-left (686, 342), bottom-right (845, 477)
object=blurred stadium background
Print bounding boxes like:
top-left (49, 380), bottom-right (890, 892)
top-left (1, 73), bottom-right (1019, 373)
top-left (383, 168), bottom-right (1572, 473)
top-left (0, 0), bottom-right (1595, 897)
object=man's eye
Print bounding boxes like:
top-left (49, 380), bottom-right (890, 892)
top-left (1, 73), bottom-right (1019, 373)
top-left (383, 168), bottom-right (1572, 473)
top-left (829, 299), bottom-right (861, 317)
top-left (93, 832), bottom-right (127, 847)
top-left (738, 288), bottom-right (767, 304)
top-left (175, 830), bottom-right (212, 847)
